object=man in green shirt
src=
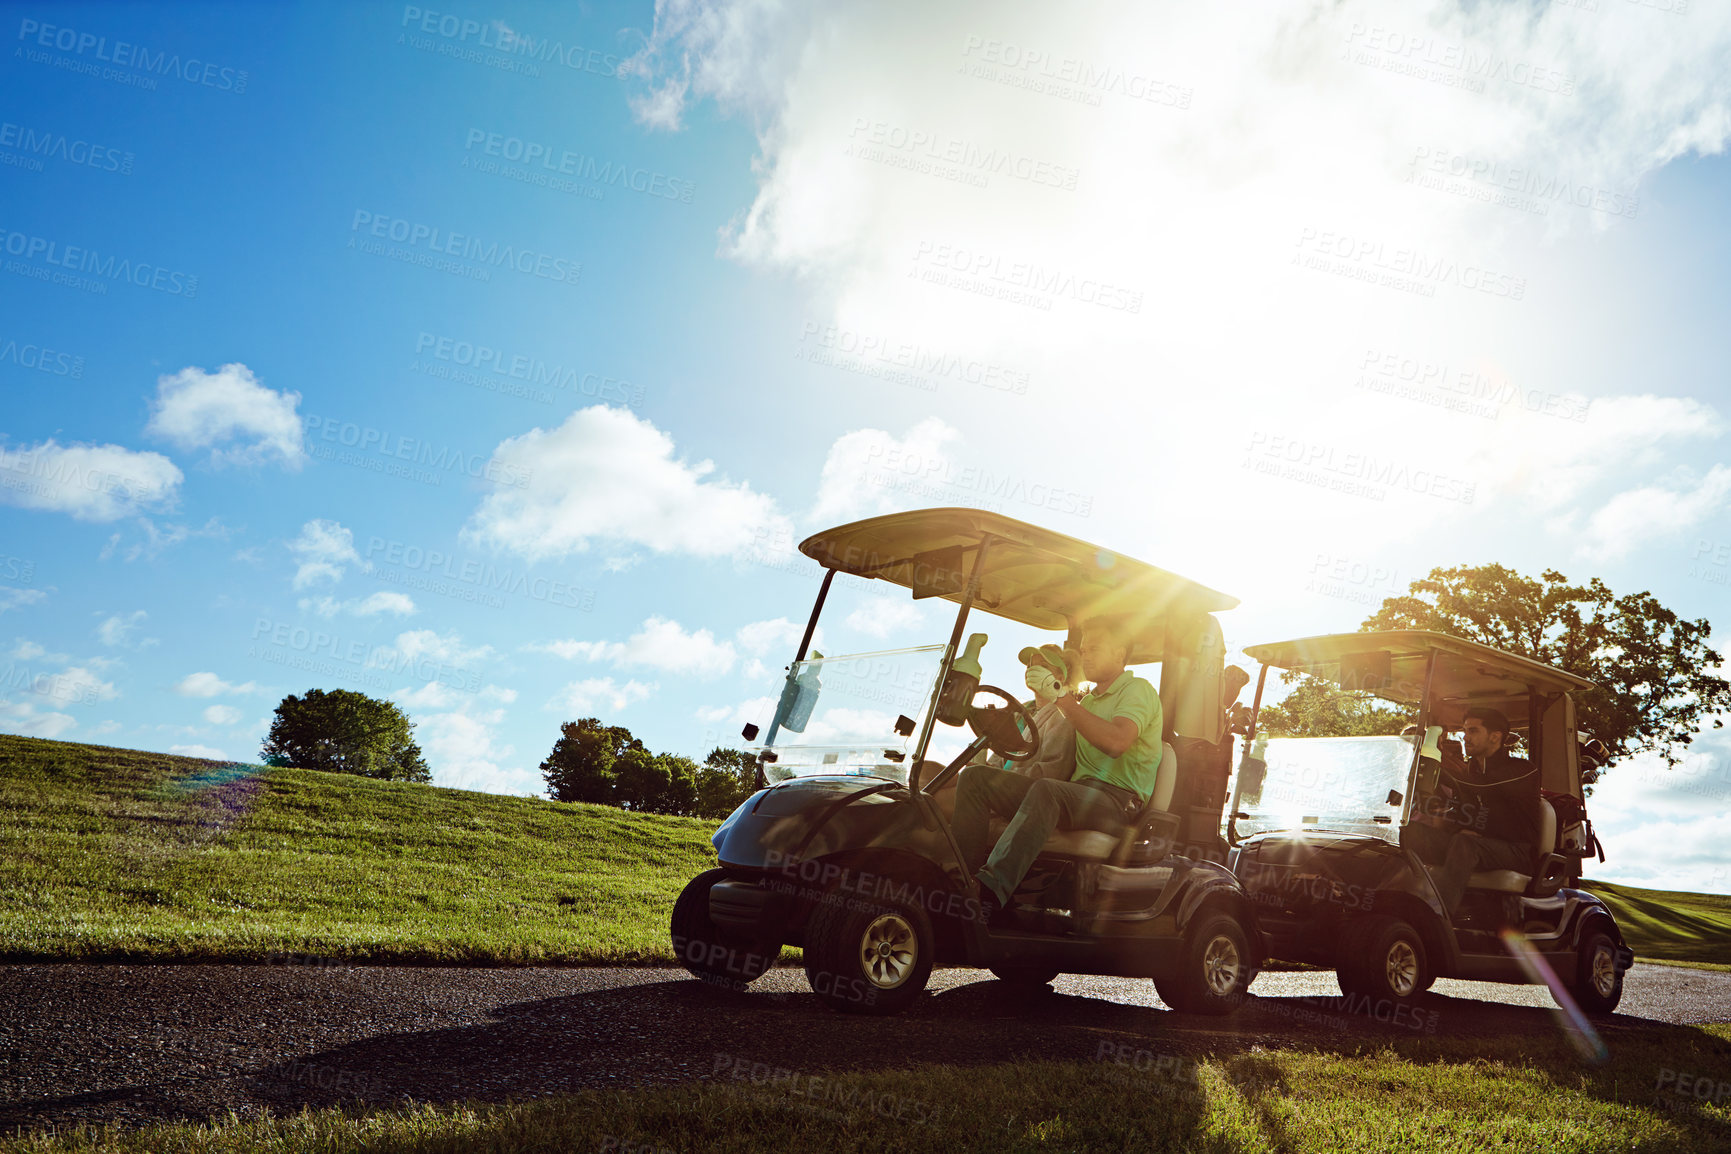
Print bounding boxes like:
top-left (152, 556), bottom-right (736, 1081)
top-left (952, 619), bottom-right (1164, 909)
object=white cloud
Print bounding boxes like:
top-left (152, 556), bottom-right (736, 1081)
top-left (395, 683), bottom-right (514, 711)
top-left (531, 617), bottom-right (737, 677)
top-left (145, 362), bottom-right (305, 468)
top-left (1468, 395), bottom-right (1723, 514)
top-left (0, 588), bottom-right (46, 614)
top-left (169, 743), bottom-right (227, 760)
top-left (289, 519), bottom-right (363, 589)
top-left (0, 698), bottom-right (76, 738)
top-left (100, 517), bottom-right (229, 564)
top-left (736, 617), bottom-right (807, 656)
top-left (463, 406), bottom-right (790, 562)
top-left (546, 677), bottom-right (656, 715)
top-left (845, 598), bottom-right (925, 638)
top-left (696, 694), bottom-right (780, 735)
top-left (10, 639), bottom-right (63, 662)
top-left (172, 672), bottom-right (258, 698)
top-left (619, 617), bottom-right (735, 676)
top-left (811, 418), bottom-right (958, 524)
top-left (394, 682), bottom-right (464, 710)
top-left (97, 610), bottom-right (152, 648)
top-left (408, 699), bottom-right (541, 796)
top-left (29, 666), bottom-right (117, 706)
top-left (1579, 465), bottom-right (1731, 561)
top-left (528, 638), bottom-right (617, 661)
top-left (354, 591), bottom-right (416, 615)
top-left (202, 704), bottom-right (242, 726)
top-left (1584, 736), bottom-right (1731, 894)
top-left (625, 0), bottom-right (1731, 580)
top-left (299, 591), bottom-right (417, 618)
top-left (0, 440), bottom-right (181, 522)
top-left (625, 0), bottom-right (813, 130)
top-left (379, 630), bottom-right (493, 668)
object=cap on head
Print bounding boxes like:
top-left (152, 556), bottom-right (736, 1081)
top-left (1017, 643), bottom-right (1073, 685)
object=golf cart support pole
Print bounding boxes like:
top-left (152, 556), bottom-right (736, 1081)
top-left (909, 536), bottom-right (992, 792)
top-left (1398, 648), bottom-right (1440, 828)
top-left (1226, 662), bottom-right (1271, 848)
top-left (757, 567), bottom-right (837, 787)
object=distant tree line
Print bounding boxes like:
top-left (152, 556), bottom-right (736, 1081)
top-left (261, 691), bottom-right (756, 818)
top-left (539, 717), bottom-right (758, 819)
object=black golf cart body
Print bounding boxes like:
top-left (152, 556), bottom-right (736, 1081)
top-left (1227, 630), bottom-right (1634, 1012)
top-left (676, 507), bottom-right (1263, 1014)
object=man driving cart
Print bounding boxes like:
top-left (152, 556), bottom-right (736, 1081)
top-left (955, 618), bottom-right (1163, 913)
top-left (1401, 707), bottom-right (1542, 918)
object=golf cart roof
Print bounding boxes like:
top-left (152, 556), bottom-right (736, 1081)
top-left (799, 508), bottom-right (1237, 662)
top-left (1242, 630), bottom-right (1597, 713)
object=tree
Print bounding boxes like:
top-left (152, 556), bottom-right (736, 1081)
top-left (262, 688), bottom-right (429, 782)
top-left (1363, 564), bottom-right (1730, 775)
top-left (611, 749), bottom-right (701, 815)
top-left (541, 720), bottom-right (761, 816)
top-left (540, 718), bottom-right (644, 804)
top-left (695, 747), bottom-right (759, 818)
top-left (1257, 674), bottom-right (1410, 739)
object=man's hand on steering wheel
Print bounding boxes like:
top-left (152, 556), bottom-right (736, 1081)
top-left (966, 686), bottom-right (1041, 762)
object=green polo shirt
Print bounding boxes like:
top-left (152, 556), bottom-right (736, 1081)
top-left (1073, 670), bottom-right (1163, 802)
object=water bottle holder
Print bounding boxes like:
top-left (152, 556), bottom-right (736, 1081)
top-left (936, 671), bottom-right (978, 726)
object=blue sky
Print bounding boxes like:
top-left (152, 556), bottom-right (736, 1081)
top-left (3, 1), bottom-right (1730, 893)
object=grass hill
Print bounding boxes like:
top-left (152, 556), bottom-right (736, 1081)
top-left (0, 733), bottom-right (718, 965)
top-left (1582, 880), bottom-right (1731, 971)
top-left (1, 733), bottom-right (1726, 968)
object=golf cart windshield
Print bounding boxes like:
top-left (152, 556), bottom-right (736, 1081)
top-left (756, 644), bottom-right (947, 784)
top-left (1234, 735), bottom-right (1416, 843)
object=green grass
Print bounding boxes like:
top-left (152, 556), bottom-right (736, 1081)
top-left (0, 733), bottom-right (722, 965)
top-left (5, 1026), bottom-right (1730, 1153)
top-left (3, 733), bottom-right (1729, 971)
top-left (1583, 880), bottom-right (1731, 971)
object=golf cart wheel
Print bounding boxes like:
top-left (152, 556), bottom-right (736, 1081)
top-left (1568, 927), bottom-right (1624, 1015)
top-left (1154, 912), bottom-right (1253, 1015)
top-left (989, 964), bottom-right (1061, 989)
top-left (1338, 916), bottom-right (1429, 1005)
top-left (803, 891), bottom-right (935, 1016)
top-left (670, 869), bottom-right (780, 990)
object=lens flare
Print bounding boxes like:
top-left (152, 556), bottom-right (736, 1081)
top-left (1499, 926), bottom-right (1608, 1064)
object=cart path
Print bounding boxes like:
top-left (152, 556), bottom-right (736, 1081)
top-left (2, 962), bottom-right (1726, 1132)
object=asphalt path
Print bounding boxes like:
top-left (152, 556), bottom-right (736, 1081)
top-left (2, 962), bottom-right (1727, 1133)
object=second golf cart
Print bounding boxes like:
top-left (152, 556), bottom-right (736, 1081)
top-left (1226, 630), bottom-right (1634, 1013)
top-left (671, 508), bottom-right (1262, 1015)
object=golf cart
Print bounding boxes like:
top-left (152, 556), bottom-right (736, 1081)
top-left (1226, 631), bottom-right (1633, 1013)
top-left (671, 508), bottom-right (1262, 1015)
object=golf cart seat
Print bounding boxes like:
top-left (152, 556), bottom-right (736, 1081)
top-left (1466, 797), bottom-right (1556, 894)
top-left (986, 742), bottom-right (1178, 861)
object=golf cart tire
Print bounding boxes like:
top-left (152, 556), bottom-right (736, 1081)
top-left (1568, 927), bottom-right (1624, 1015)
top-left (1337, 916), bottom-right (1430, 1005)
top-left (989, 964), bottom-right (1061, 989)
top-left (1154, 911), bottom-right (1253, 1015)
top-left (803, 890), bottom-right (935, 1016)
top-left (670, 868), bottom-right (779, 990)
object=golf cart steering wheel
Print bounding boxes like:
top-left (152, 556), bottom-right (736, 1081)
top-left (967, 686), bottom-right (1041, 762)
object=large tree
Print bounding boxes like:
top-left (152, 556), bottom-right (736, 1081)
top-left (262, 688), bottom-right (429, 782)
top-left (1256, 674), bottom-right (1410, 739)
top-left (1362, 564), bottom-right (1729, 775)
top-left (540, 718), bottom-right (645, 804)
